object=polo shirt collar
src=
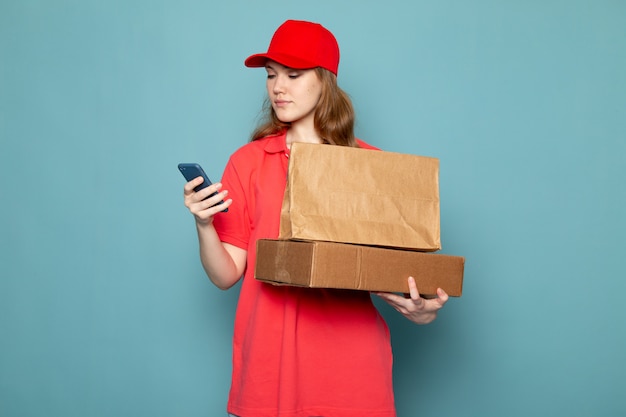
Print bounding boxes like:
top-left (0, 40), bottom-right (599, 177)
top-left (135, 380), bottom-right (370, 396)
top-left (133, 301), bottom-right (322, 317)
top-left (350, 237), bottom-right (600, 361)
top-left (263, 130), bottom-right (289, 154)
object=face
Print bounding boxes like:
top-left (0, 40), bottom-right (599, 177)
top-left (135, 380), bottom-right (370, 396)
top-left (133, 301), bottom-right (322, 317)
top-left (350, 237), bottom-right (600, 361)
top-left (265, 61), bottom-right (323, 126)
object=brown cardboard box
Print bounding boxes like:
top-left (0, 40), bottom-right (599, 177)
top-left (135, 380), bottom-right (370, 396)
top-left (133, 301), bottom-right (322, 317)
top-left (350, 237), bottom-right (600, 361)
top-left (255, 239), bottom-right (464, 297)
top-left (279, 143), bottom-right (441, 251)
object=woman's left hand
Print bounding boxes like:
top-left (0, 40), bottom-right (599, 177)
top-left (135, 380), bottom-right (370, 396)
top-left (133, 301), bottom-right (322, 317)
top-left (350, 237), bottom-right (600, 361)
top-left (374, 277), bottom-right (448, 325)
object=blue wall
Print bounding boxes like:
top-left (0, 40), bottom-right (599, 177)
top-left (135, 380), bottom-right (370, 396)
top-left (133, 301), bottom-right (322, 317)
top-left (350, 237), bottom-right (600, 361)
top-left (1, 1), bottom-right (625, 416)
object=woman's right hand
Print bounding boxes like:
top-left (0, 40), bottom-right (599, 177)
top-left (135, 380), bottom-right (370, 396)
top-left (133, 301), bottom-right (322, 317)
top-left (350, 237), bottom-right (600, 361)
top-left (183, 176), bottom-right (232, 225)
top-left (182, 176), bottom-right (243, 290)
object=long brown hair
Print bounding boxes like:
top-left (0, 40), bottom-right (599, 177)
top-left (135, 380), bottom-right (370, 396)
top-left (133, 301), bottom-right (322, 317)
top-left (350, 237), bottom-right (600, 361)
top-left (250, 68), bottom-right (357, 147)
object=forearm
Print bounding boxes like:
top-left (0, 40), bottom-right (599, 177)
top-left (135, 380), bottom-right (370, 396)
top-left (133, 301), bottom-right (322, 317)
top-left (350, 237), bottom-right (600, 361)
top-left (195, 222), bottom-right (246, 290)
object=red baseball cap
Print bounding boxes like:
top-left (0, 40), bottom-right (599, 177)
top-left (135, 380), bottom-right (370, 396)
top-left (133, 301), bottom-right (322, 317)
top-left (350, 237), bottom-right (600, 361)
top-left (244, 20), bottom-right (340, 75)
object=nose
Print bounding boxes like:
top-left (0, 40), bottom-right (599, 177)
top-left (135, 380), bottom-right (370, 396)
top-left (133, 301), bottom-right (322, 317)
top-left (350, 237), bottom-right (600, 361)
top-left (271, 74), bottom-right (286, 95)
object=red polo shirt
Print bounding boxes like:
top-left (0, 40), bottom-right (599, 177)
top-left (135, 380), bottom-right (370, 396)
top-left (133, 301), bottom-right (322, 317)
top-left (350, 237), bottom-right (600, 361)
top-left (213, 131), bottom-right (396, 417)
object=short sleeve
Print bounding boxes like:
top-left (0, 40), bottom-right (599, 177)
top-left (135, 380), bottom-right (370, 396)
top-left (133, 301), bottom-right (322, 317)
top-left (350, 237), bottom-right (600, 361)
top-left (212, 157), bottom-right (250, 250)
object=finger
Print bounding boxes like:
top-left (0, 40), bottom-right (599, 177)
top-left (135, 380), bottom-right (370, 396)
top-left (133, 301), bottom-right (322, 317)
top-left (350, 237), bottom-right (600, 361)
top-left (183, 176), bottom-right (204, 195)
top-left (406, 277), bottom-right (428, 311)
top-left (188, 184), bottom-right (225, 209)
top-left (201, 198), bottom-right (232, 215)
top-left (407, 276), bottom-right (420, 300)
top-left (201, 189), bottom-right (229, 210)
top-left (374, 292), bottom-right (394, 302)
top-left (436, 288), bottom-right (449, 306)
top-left (419, 289), bottom-right (448, 313)
top-left (190, 197), bottom-right (233, 224)
top-left (374, 292), bottom-right (403, 307)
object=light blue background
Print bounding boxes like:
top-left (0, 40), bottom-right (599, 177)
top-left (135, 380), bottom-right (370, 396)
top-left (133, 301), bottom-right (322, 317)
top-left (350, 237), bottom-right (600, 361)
top-left (1, 1), bottom-right (625, 416)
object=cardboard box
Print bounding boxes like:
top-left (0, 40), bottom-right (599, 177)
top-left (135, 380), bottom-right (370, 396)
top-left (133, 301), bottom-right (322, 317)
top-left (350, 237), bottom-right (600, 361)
top-left (255, 239), bottom-right (464, 297)
top-left (279, 143), bottom-right (441, 251)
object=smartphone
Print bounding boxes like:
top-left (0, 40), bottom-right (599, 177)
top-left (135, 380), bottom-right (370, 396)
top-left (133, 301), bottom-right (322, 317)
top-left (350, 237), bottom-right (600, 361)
top-left (178, 163), bottom-right (228, 212)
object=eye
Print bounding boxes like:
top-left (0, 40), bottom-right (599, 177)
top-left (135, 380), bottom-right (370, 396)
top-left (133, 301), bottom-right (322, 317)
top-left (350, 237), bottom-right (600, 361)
top-left (266, 74), bottom-right (276, 80)
top-left (288, 73), bottom-right (300, 79)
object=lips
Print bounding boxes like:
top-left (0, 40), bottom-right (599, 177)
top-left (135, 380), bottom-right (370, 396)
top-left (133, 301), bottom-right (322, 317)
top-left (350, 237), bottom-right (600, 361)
top-left (274, 100), bottom-right (290, 107)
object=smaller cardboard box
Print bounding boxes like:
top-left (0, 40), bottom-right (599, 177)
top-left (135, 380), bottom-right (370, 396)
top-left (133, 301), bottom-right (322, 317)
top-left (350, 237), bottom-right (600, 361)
top-left (255, 239), bottom-right (464, 297)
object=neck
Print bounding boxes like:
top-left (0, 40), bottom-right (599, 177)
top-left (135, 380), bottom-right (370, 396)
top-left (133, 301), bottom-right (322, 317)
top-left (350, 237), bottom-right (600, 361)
top-left (286, 123), bottom-right (321, 147)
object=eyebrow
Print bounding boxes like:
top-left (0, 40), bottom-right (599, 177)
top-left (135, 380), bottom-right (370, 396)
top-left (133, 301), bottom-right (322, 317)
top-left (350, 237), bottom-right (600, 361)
top-left (265, 62), bottom-right (297, 72)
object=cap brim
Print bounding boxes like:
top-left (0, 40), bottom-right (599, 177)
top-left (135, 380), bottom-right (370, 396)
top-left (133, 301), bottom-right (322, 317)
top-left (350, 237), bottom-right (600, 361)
top-left (244, 54), bottom-right (270, 68)
top-left (244, 52), bottom-right (317, 70)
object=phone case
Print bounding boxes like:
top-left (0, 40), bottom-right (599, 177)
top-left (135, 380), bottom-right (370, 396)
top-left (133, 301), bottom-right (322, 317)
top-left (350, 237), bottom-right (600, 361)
top-left (178, 163), bottom-right (228, 212)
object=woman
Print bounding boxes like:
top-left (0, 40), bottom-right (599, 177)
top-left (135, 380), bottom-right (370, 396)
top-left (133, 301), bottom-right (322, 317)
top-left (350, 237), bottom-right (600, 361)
top-left (183, 19), bottom-right (448, 417)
